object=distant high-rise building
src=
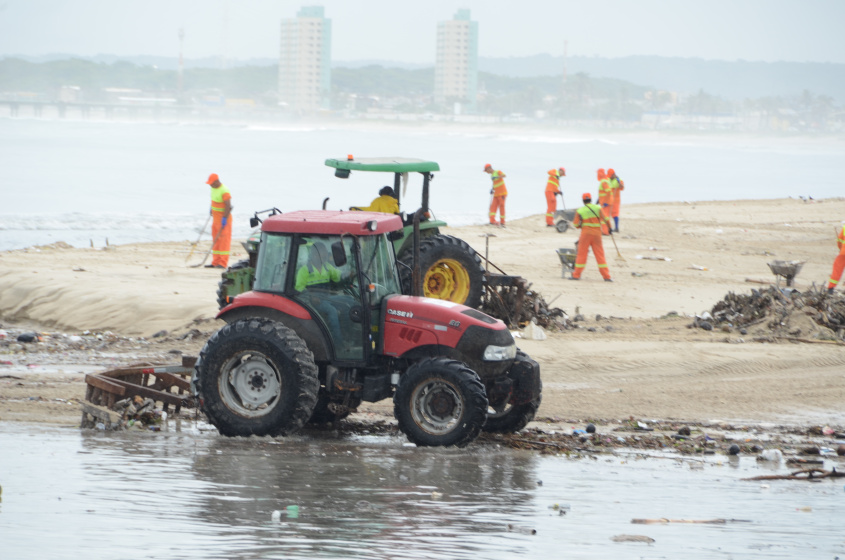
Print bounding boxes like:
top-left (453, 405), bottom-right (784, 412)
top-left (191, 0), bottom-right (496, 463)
top-left (434, 9), bottom-right (478, 112)
top-left (279, 6), bottom-right (332, 112)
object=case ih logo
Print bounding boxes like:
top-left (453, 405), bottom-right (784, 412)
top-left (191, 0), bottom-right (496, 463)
top-left (388, 309), bottom-right (414, 319)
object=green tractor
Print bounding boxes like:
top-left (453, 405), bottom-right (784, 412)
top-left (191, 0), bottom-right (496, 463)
top-left (217, 157), bottom-right (486, 311)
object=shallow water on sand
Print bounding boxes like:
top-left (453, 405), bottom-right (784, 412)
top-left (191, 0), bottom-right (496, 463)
top-left (0, 422), bottom-right (843, 559)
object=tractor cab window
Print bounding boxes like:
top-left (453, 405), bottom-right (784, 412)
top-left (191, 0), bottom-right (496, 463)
top-left (293, 235), bottom-right (363, 361)
top-left (358, 234), bottom-right (401, 306)
top-left (253, 233), bottom-right (292, 293)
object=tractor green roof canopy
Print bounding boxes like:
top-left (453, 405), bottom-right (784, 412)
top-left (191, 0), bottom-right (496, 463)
top-left (325, 157), bottom-right (440, 173)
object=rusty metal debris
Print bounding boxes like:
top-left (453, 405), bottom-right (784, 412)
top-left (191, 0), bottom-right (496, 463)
top-left (81, 356), bottom-right (196, 429)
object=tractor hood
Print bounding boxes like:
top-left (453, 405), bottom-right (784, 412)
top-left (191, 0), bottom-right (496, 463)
top-left (382, 295), bottom-right (515, 373)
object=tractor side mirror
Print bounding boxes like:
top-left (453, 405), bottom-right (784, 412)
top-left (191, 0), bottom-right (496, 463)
top-left (388, 229), bottom-right (405, 242)
top-left (331, 241), bottom-right (347, 267)
top-left (249, 216), bottom-right (260, 228)
top-left (334, 168), bottom-right (350, 179)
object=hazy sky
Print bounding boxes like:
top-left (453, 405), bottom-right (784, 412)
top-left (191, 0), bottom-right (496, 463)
top-left (1, 0), bottom-right (843, 64)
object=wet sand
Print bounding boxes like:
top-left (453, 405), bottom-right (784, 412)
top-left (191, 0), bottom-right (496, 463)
top-left (1, 197), bottom-right (844, 432)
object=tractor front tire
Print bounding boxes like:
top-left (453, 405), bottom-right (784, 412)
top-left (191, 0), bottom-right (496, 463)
top-left (397, 235), bottom-right (485, 308)
top-left (393, 357), bottom-right (488, 447)
top-left (216, 259), bottom-right (252, 310)
top-left (194, 318), bottom-right (319, 437)
top-left (483, 395), bottom-right (542, 433)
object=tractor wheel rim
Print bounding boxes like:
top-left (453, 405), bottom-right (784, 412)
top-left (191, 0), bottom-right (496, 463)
top-left (423, 258), bottom-right (471, 303)
top-left (220, 353), bottom-right (282, 417)
top-left (410, 379), bottom-right (463, 435)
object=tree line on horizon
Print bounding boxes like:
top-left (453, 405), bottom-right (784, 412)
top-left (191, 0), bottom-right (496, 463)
top-left (0, 57), bottom-right (840, 131)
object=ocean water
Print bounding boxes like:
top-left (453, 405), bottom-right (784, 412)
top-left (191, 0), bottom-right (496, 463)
top-left (1, 117), bottom-right (843, 251)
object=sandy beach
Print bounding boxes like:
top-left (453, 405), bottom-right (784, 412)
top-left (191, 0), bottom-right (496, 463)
top-left (2, 197), bottom-right (844, 429)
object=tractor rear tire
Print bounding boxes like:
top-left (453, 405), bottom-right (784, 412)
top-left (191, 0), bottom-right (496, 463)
top-left (397, 235), bottom-right (485, 308)
top-left (393, 357), bottom-right (488, 447)
top-left (194, 318), bottom-right (319, 437)
top-left (216, 259), bottom-right (251, 310)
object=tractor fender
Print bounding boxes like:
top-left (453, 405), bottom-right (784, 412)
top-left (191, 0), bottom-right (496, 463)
top-left (217, 297), bottom-right (330, 362)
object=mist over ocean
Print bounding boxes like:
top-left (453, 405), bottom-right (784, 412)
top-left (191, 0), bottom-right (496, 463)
top-left (1, 118), bottom-right (842, 252)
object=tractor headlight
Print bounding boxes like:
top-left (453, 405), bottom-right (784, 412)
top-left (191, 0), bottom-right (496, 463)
top-left (483, 343), bottom-right (517, 361)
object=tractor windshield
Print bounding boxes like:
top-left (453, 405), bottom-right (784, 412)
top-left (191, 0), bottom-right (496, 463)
top-left (358, 234), bottom-right (401, 305)
top-left (253, 233), bottom-right (293, 293)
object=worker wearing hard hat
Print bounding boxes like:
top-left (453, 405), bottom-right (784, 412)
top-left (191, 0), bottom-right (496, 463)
top-left (607, 168), bottom-right (624, 233)
top-left (205, 173), bottom-right (232, 269)
top-left (597, 168), bottom-right (612, 235)
top-left (484, 163), bottom-right (507, 227)
top-left (545, 167), bottom-right (566, 227)
top-left (826, 223), bottom-right (845, 295)
top-left (364, 186), bottom-right (400, 214)
top-left (570, 192), bottom-right (613, 282)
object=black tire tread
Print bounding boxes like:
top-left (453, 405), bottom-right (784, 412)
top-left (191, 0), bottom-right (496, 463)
top-left (393, 356), bottom-right (488, 448)
top-left (194, 318), bottom-right (319, 437)
top-left (397, 234), bottom-right (485, 308)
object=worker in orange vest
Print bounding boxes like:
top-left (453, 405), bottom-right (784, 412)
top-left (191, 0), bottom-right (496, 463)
top-left (597, 168), bottom-right (612, 235)
top-left (545, 167), bottom-right (565, 226)
top-left (607, 168), bottom-right (624, 232)
top-left (484, 163), bottom-right (507, 227)
top-left (827, 223), bottom-right (845, 295)
top-left (570, 192), bottom-right (613, 281)
top-left (205, 173), bottom-right (232, 269)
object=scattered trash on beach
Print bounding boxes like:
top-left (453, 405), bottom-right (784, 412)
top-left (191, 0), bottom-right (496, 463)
top-left (612, 534), bottom-right (654, 543)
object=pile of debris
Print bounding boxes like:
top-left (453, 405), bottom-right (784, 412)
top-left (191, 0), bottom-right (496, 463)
top-left (480, 283), bottom-right (570, 331)
top-left (693, 286), bottom-right (845, 342)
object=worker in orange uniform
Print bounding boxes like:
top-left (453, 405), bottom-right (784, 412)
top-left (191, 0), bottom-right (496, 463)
top-left (607, 168), bottom-right (624, 233)
top-left (597, 168), bottom-right (612, 235)
top-left (484, 163), bottom-right (507, 227)
top-left (545, 167), bottom-right (566, 226)
top-left (205, 173), bottom-right (232, 269)
top-left (570, 192), bottom-right (613, 282)
top-left (827, 223), bottom-right (845, 295)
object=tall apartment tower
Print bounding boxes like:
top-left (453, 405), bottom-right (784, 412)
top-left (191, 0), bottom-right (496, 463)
top-left (434, 9), bottom-right (478, 112)
top-left (279, 6), bottom-right (332, 112)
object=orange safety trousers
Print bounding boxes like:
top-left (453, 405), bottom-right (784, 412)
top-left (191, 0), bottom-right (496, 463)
top-left (828, 246), bottom-right (845, 290)
top-left (489, 195), bottom-right (506, 225)
top-left (573, 230), bottom-right (611, 280)
top-left (611, 192), bottom-right (621, 219)
top-left (211, 214), bottom-right (232, 268)
top-left (545, 191), bottom-right (557, 225)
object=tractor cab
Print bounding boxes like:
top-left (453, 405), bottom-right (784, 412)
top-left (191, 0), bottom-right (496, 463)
top-left (221, 210), bottom-right (404, 363)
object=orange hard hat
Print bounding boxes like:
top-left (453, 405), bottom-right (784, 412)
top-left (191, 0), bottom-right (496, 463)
top-left (597, 168), bottom-right (606, 179)
top-left (206, 173), bottom-right (219, 185)
top-left (582, 192), bottom-right (592, 201)
top-left (484, 163), bottom-right (492, 171)
top-left (607, 168), bottom-right (615, 176)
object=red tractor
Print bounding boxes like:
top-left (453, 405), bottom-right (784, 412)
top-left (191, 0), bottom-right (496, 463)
top-left (191, 210), bottom-right (541, 447)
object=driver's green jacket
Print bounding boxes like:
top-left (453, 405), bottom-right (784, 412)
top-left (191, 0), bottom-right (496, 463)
top-left (295, 263), bottom-right (341, 292)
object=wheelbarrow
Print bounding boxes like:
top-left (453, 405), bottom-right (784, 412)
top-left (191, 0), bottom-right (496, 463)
top-left (767, 260), bottom-right (805, 287)
top-left (556, 247), bottom-right (577, 278)
top-left (553, 209), bottom-right (576, 233)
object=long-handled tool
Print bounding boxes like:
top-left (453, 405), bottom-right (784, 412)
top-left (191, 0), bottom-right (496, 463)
top-left (189, 223), bottom-right (226, 268)
top-left (607, 227), bottom-right (626, 262)
top-left (184, 215), bottom-right (211, 264)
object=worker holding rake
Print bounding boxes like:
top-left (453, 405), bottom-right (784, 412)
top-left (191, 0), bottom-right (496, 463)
top-left (570, 192), bottom-right (613, 282)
